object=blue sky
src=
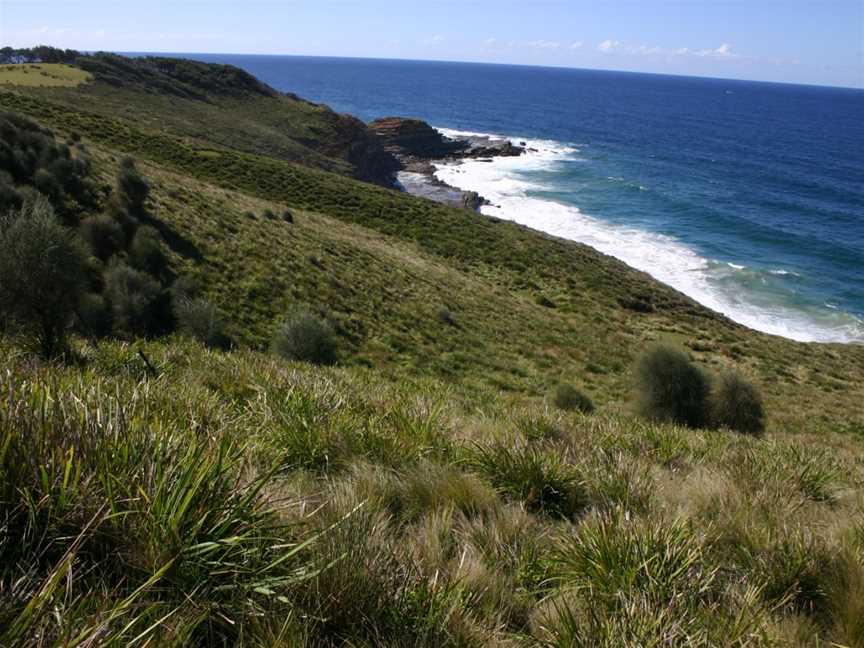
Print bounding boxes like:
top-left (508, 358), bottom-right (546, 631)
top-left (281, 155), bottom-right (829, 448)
top-left (2, 0), bottom-right (862, 88)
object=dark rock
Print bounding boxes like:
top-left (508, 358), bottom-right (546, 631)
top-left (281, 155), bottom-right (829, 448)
top-left (368, 117), bottom-right (468, 159)
top-left (460, 191), bottom-right (485, 211)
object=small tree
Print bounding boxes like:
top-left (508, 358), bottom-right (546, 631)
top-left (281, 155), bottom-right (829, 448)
top-left (0, 199), bottom-right (87, 356)
top-left (553, 383), bottom-right (595, 414)
top-left (272, 310), bottom-right (337, 365)
top-left (634, 344), bottom-right (710, 428)
top-left (711, 371), bottom-right (765, 435)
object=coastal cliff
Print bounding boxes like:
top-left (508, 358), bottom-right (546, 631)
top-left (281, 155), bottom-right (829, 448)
top-left (369, 116), bottom-right (525, 209)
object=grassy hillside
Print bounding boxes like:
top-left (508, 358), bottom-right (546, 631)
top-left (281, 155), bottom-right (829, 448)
top-left (1, 86), bottom-right (861, 435)
top-left (1, 53), bottom-right (863, 646)
top-left (1, 338), bottom-right (862, 646)
top-left (6, 54), bottom-right (399, 184)
top-left (0, 63), bottom-right (91, 87)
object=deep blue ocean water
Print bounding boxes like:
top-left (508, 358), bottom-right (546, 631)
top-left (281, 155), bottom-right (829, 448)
top-left (179, 54), bottom-right (864, 342)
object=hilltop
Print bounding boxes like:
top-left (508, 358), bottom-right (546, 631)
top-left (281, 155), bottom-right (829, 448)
top-left (0, 49), bottom-right (862, 646)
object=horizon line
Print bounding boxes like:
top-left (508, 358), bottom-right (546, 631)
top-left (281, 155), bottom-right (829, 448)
top-left (61, 46), bottom-right (863, 92)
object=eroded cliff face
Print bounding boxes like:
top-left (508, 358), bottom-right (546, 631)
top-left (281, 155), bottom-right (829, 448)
top-left (300, 110), bottom-right (402, 187)
top-left (368, 117), bottom-right (467, 159)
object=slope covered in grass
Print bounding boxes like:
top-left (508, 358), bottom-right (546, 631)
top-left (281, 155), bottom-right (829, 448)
top-left (1, 338), bottom-right (862, 646)
top-left (4, 54), bottom-right (398, 184)
top-left (1, 52), bottom-right (863, 646)
top-left (0, 63), bottom-right (91, 87)
top-left (1, 86), bottom-right (863, 434)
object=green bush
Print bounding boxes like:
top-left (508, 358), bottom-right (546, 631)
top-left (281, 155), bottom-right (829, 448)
top-left (634, 344), bottom-right (710, 428)
top-left (553, 383), bottom-right (595, 413)
top-left (129, 225), bottom-right (168, 278)
top-left (103, 261), bottom-right (171, 337)
top-left (175, 296), bottom-right (230, 349)
top-left (0, 199), bottom-right (87, 356)
top-left (75, 292), bottom-right (112, 338)
top-left (711, 370), bottom-right (765, 435)
top-left (80, 214), bottom-right (125, 260)
top-left (271, 310), bottom-right (337, 365)
top-left (117, 159), bottom-right (149, 214)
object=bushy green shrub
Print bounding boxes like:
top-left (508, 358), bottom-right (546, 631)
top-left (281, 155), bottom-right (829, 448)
top-left (129, 225), bottom-right (168, 277)
top-left (634, 344), bottom-right (710, 428)
top-left (75, 292), bottom-right (112, 338)
top-left (103, 261), bottom-right (171, 337)
top-left (80, 214), bottom-right (125, 260)
top-left (117, 159), bottom-right (149, 214)
top-left (711, 370), bottom-right (765, 435)
top-left (175, 296), bottom-right (229, 349)
top-left (271, 310), bottom-right (337, 365)
top-left (553, 383), bottom-right (595, 413)
top-left (0, 199), bottom-right (87, 356)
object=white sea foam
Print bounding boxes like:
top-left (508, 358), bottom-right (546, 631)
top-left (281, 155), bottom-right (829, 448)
top-left (432, 128), bottom-right (864, 344)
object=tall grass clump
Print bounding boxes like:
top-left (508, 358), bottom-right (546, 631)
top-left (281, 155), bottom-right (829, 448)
top-left (539, 512), bottom-right (770, 646)
top-left (634, 344), bottom-right (710, 428)
top-left (552, 383), bottom-right (594, 414)
top-left (464, 443), bottom-right (586, 519)
top-left (272, 310), bottom-right (337, 365)
top-left (711, 370), bottom-right (765, 435)
top-left (0, 368), bottom-right (327, 646)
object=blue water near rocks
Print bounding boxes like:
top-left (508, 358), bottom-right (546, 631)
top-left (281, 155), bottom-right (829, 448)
top-left (182, 54), bottom-right (864, 343)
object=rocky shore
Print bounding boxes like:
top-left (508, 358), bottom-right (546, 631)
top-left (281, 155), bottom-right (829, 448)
top-left (368, 117), bottom-right (526, 210)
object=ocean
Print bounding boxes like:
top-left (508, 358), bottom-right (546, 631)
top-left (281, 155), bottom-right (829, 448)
top-left (181, 54), bottom-right (864, 343)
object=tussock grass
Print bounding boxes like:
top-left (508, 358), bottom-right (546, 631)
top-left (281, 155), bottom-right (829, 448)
top-left (0, 338), bottom-right (862, 644)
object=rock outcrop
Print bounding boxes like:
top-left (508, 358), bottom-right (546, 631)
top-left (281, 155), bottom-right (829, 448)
top-left (368, 117), bottom-right (524, 210)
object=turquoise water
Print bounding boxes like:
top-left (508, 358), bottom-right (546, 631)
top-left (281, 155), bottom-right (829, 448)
top-left (184, 54), bottom-right (864, 342)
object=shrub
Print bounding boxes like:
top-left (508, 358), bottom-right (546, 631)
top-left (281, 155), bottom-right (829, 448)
top-left (0, 199), bottom-right (87, 356)
top-left (175, 296), bottom-right (230, 349)
top-left (282, 209), bottom-right (294, 223)
top-left (271, 310), bottom-right (337, 365)
top-left (711, 370), bottom-right (765, 435)
top-left (103, 261), bottom-right (171, 337)
top-left (80, 214), bottom-right (125, 260)
top-left (634, 344), bottom-right (710, 428)
top-left (437, 306), bottom-right (456, 326)
top-left (117, 160), bottom-right (149, 214)
top-left (129, 225), bottom-right (168, 278)
top-left (75, 292), bottom-right (112, 338)
top-left (553, 383), bottom-right (594, 414)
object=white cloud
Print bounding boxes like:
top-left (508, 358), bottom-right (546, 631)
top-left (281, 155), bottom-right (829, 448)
top-left (570, 41), bottom-right (584, 50)
top-left (694, 43), bottom-right (739, 59)
top-left (596, 39), bottom-right (742, 61)
top-left (526, 39), bottom-right (561, 50)
top-left (424, 34), bottom-right (446, 45)
top-left (483, 37), bottom-right (498, 47)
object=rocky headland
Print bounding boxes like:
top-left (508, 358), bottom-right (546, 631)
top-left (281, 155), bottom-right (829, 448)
top-left (368, 117), bottom-right (526, 210)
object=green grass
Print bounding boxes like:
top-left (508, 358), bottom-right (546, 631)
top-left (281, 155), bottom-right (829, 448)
top-left (2, 87), bottom-right (862, 434)
top-left (0, 63), bottom-right (91, 87)
top-left (1, 55), bottom-right (864, 645)
top-left (0, 338), bottom-right (862, 646)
